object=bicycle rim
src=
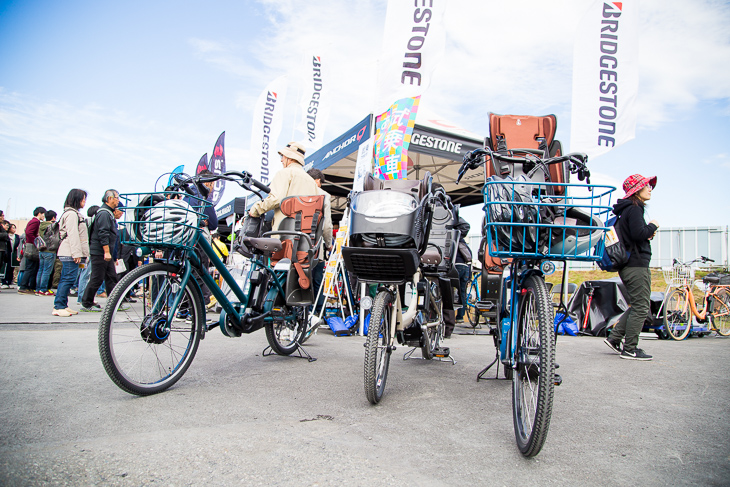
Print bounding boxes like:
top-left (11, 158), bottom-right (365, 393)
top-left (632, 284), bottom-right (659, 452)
top-left (98, 263), bottom-right (203, 395)
top-left (364, 291), bottom-right (393, 404)
top-left (664, 289), bottom-right (691, 340)
top-left (512, 274), bottom-right (555, 457)
top-left (712, 293), bottom-right (730, 336)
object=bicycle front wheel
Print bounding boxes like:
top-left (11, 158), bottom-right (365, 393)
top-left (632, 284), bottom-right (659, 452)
top-left (364, 290), bottom-right (393, 404)
top-left (465, 276), bottom-right (480, 327)
top-left (663, 288), bottom-right (691, 340)
top-left (98, 262), bottom-right (204, 395)
top-left (512, 274), bottom-right (555, 457)
top-left (711, 289), bottom-right (730, 336)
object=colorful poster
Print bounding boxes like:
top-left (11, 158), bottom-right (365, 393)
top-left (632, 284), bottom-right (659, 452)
top-left (250, 76), bottom-right (288, 185)
top-left (375, 0), bottom-right (445, 114)
top-left (296, 54), bottom-right (330, 151)
top-left (373, 96), bottom-right (420, 180)
top-left (570, 1), bottom-right (639, 159)
top-left (208, 132), bottom-right (226, 206)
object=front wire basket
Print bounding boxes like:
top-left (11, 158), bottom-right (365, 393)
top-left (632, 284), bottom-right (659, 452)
top-left (119, 191), bottom-right (211, 252)
top-left (662, 265), bottom-right (694, 288)
top-left (483, 180), bottom-right (615, 261)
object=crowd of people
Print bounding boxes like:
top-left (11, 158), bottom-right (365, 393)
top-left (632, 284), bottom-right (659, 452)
top-left (1, 189), bottom-right (143, 317)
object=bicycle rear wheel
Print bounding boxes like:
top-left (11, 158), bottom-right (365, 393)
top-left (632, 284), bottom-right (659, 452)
top-left (98, 262), bottom-right (204, 395)
top-left (265, 293), bottom-right (306, 355)
top-left (711, 289), bottom-right (730, 336)
top-left (364, 290), bottom-right (393, 404)
top-left (465, 276), bottom-right (480, 327)
top-left (663, 288), bottom-right (691, 340)
top-left (512, 274), bottom-right (555, 457)
top-left (421, 279), bottom-right (443, 359)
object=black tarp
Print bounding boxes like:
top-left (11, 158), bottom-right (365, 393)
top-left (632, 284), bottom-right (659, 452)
top-left (566, 277), bottom-right (665, 336)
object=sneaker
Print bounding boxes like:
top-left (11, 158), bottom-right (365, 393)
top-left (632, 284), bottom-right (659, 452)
top-left (52, 308), bottom-right (72, 317)
top-left (46, 290), bottom-right (55, 295)
top-left (1, 284), bottom-right (8, 289)
top-left (35, 291), bottom-right (43, 296)
top-left (620, 348), bottom-right (653, 361)
top-left (79, 306), bottom-right (101, 313)
top-left (117, 304), bottom-right (130, 312)
top-left (69, 288), bottom-right (78, 296)
top-left (65, 308), bottom-right (79, 315)
top-left (603, 338), bottom-right (622, 355)
top-left (18, 289), bottom-right (35, 295)
top-left (98, 292), bottom-right (107, 298)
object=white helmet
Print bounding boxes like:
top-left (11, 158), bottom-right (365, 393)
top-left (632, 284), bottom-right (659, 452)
top-left (140, 198), bottom-right (198, 247)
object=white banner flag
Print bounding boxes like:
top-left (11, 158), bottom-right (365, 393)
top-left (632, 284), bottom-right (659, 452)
top-left (375, 0), bottom-right (446, 114)
top-left (570, 1), bottom-right (639, 159)
top-left (296, 55), bottom-right (330, 151)
top-left (250, 76), bottom-right (288, 185)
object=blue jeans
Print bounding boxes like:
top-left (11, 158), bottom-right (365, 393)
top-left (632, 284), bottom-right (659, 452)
top-left (77, 260), bottom-right (92, 304)
top-left (36, 251), bottom-right (56, 292)
top-left (455, 263), bottom-right (471, 321)
top-left (54, 261), bottom-right (79, 310)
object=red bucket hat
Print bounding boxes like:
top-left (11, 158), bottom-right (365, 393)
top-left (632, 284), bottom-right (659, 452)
top-left (623, 174), bottom-right (657, 198)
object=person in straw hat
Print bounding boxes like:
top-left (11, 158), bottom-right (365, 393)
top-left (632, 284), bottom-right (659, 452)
top-left (604, 174), bottom-right (659, 361)
top-left (249, 142), bottom-right (318, 231)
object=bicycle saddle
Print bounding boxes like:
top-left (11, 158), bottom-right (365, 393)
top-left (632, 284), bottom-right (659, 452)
top-left (243, 237), bottom-right (283, 254)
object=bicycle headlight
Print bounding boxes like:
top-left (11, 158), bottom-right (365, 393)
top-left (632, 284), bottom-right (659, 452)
top-left (540, 261), bottom-right (556, 275)
top-left (360, 295), bottom-right (373, 310)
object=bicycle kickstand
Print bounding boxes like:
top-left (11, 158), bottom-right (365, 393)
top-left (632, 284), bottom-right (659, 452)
top-left (262, 342), bottom-right (317, 362)
top-left (477, 348), bottom-right (507, 381)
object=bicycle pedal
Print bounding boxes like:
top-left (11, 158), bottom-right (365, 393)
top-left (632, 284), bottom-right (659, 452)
top-left (433, 347), bottom-right (450, 358)
top-left (554, 373), bottom-right (562, 386)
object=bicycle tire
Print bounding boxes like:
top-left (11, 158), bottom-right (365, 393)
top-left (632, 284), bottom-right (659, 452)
top-left (421, 279), bottom-right (443, 359)
top-left (465, 276), bottom-right (480, 327)
top-left (98, 262), bottom-right (204, 395)
top-left (663, 288), bottom-right (691, 340)
top-left (364, 290), bottom-right (393, 404)
top-left (512, 274), bottom-right (555, 457)
top-left (711, 289), bottom-right (730, 336)
top-left (264, 293), bottom-right (306, 355)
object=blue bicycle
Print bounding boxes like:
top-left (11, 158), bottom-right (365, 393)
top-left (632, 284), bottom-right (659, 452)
top-left (457, 146), bottom-right (614, 456)
top-left (98, 171), bottom-right (326, 395)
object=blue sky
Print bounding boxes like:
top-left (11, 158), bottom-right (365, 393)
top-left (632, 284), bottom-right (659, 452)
top-left (1, 0), bottom-right (729, 230)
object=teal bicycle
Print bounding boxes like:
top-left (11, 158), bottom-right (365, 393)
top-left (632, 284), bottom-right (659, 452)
top-left (98, 171), bottom-right (325, 395)
top-left (457, 146), bottom-right (614, 456)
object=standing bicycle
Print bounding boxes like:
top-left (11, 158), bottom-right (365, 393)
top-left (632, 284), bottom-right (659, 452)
top-left (457, 145), bottom-right (614, 456)
top-left (98, 170), bottom-right (327, 395)
top-left (660, 257), bottom-right (730, 340)
top-left (342, 174), bottom-right (460, 404)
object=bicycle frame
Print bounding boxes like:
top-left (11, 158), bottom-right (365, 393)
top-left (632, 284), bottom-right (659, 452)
top-left (151, 230), bottom-right (291, 337)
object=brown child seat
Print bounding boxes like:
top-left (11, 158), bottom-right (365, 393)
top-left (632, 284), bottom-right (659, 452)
top-left (487, 113), bottom-right (568, 195)
top-left (268, 195), bottom-right (325, 303)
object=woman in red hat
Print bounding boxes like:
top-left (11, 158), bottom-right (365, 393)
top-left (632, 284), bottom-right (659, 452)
top-left (603, 174), bottom-right (659, 361)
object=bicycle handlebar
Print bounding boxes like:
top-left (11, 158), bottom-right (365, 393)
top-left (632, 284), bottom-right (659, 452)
top-left (673, 256), bottom-right (715, 266)
top-left (167, 170), bottom-right (270, 198)
top-left (456, 146), bottom-right (591, 185)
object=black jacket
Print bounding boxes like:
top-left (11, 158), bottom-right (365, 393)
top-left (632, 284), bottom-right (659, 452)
top-left (89, 204), bottom-right (118, 256)
top-left (613, 199), bottom-right (657, 268)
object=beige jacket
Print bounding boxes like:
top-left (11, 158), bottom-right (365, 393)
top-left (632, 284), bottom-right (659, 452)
top-left (250, 162), bottom-right (318, 231)
top-left (317, 186), bottom-right (333, 259)
top-left (56, 207), bottom-right (90, 260)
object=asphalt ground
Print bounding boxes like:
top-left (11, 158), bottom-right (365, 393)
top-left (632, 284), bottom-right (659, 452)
top-left (0, 289), bottom-right (729, 486)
